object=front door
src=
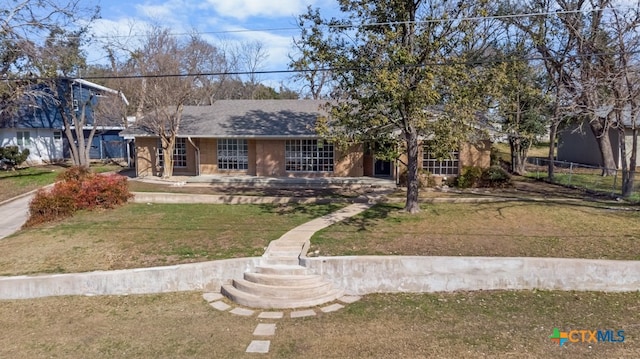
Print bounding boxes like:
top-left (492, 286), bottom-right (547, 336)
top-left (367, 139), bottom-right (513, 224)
top-left (374, 159), bottom-right (392, 177)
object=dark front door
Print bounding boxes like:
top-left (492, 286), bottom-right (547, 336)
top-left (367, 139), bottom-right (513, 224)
top-left (374, 159), bottom-right (392, 177)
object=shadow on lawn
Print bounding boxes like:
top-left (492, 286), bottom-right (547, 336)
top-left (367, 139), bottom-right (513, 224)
top-left (257, 202), bottom-right (347, 217)
top-left (342, 203), bottom-right (397, 231)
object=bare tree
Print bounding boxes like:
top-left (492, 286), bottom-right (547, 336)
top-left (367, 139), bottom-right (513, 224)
top-left (122, 26), bottom-right (230, 177)
top-left (502, 0), bottom-right (622, 175)
top-left (609, 8), bottom-right (640, 197)
top-left (0, 0), bottom-right (98, 122)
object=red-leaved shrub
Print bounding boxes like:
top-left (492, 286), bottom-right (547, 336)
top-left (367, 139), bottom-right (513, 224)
top-left (24, 167), bottom-right (132, 227)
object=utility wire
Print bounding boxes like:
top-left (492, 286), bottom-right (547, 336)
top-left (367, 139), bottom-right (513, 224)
top-left (14, 5), bottom-right (635, 40)
top-left (6, 48), bottom-right (640, 82)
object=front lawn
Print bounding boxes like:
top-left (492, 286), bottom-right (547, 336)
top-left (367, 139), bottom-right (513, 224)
top-left (0, 202), bottom-right (345, 276)
top-left (0, 290), bottom-right (638, 358)
top-left (310, 201), bottom-right (640, 260)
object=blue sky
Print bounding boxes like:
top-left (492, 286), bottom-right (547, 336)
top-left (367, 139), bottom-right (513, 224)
top-left (88, 0), bottom-right (341, 90)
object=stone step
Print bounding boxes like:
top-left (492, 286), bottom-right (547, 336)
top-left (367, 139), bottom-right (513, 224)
top-left (261, 256), bottom-right (300, 266)
top-left (231, 278), bottom-right (333, 299)
top-left (254, 264), bottom-right (309, 275)
top-left (221, 283), bottom-right (344, 309)
top-left (266, 250), bottom-right (302, 257)
top-left (244, 272), bottom-right (324, 286)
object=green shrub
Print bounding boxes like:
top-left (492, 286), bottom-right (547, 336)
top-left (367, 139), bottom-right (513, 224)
top-left (481, 166), bottom-right (512, 188)
top-left (24, 167), bottom-right (132, 227)
top-left (456, 166), bottom-right (483, 188)
top-left (0, 146), bottom-right (30, 170)
top-left (398, 168), bottom-right (435, 188)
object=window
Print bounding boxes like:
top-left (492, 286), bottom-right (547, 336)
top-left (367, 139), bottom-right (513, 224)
top-left (53, 131), bottom-right (62, 141)
top-left (73, 99), bottom-right (79, 111)
top-left (157, 138), bottom-right (187, 168)
top-left (285, 139), bottom-right (334, 172)
top-left (16, 131), bottom-right (31, 147)
top-left (423, 147), bottom-right (459, 175)
top-left (217, 139), bottom-right (248, 170)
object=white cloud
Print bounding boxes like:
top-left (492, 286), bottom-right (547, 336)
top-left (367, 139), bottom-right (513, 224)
top-left (205, 0), bottom-right (312, 20)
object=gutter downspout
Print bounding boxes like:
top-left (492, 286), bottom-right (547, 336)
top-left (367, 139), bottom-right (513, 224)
top-left (187, 137), bottom-right (200, 176)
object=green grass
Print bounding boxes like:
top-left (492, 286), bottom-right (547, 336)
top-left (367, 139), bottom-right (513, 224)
top-left (310, 201), bottom-right (640, 259)
top-left (0, 202), bottom-right (346, 275)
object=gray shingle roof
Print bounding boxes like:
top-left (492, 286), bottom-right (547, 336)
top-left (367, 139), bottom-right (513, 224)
top-left (123, 99), bottom-right (329, 138)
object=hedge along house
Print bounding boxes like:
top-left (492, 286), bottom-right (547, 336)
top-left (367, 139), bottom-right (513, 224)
top-left (122, 100), bottom-right (492, 181)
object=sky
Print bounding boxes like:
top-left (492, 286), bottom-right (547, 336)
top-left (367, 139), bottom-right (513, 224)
top-left (86, 0), bottom-right (341, 90)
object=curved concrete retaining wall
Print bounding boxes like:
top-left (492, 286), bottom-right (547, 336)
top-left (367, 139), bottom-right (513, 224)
top-left (1, 256), bottom-right (638, 300)
top-left (301, 256), bottom-right (640, 294)
top-left (0, 257), bottom-right (261, 300)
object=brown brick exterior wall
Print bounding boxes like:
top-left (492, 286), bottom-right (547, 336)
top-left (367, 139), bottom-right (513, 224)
top-left (134, 137), bottom-right (371, 178)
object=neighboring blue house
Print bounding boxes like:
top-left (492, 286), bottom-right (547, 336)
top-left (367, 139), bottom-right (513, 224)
top-left (0, 79), bottom-right (129, 165)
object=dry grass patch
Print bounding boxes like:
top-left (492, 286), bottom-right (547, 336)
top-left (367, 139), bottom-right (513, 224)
top-left (272, 291), bottom-right (640, 358)
top-left (0, 290), bottom-right (638, 358)
top-left (311, 201), bottom-right (640, 259)
top-left (0, 292), bottom-right (255, 358)
top-left (0, 202), bottom-right (344, 275)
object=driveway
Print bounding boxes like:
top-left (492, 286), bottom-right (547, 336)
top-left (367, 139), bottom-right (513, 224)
top-left (0, 194), bottom-right (33, 240)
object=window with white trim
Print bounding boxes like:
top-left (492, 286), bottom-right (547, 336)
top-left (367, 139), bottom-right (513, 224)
top-left (423, 147), bottom-right (459, 175)
top-left (285, 139), bottom-right (334, 172)
top-left (16, 131), bottom-right (31, 148)
top-left (157, 138), bottom-right (187, 168)
top-left (217, 139), bottom-right (248, 170)
top-left (53, 131), bottom-right (62, 141)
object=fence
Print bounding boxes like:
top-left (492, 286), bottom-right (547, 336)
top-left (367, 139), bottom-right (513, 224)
top-left (525, 157), bottom-right (636, 196)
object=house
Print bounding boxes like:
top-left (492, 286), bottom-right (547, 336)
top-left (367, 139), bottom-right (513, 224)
top-left (0, 79), bottom-right (129, 165)
top-left (558, 111), bottom-right (640, 169)
top-left (122, 100), bottom-right (491, 181)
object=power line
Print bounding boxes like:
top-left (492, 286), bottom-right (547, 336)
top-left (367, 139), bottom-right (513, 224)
top-left (17, 5), bottom-right (635, 41)
top-left (7, 48), bottom-right (639, 82)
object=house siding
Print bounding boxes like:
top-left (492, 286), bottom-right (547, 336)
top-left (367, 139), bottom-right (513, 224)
top-left (558, 123), bottom-right (621, 168)
top-left (459, 140), bottom-right (492, 169)
top-left (0, 128), bottom-right (64, 165)
top-left (256, 140), bottom-right (285, 176)
top-left (135, 137), bottom-right (158, 177)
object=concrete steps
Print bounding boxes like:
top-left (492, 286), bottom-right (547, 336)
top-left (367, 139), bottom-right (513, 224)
top-left (221, 264), bottom-right (344, 309)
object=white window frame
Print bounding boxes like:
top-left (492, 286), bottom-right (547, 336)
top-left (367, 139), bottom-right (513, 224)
top-left (217, 139), bottom-right (248, 170)
top-left (16, 131), bottom-right (31, 148)
top-left (53, 131), bottom-right (62, 141)
top-left (423, 147), bottom-right (459, 175)
top-left (285, 139), bottom-right (334, 172)
top-left (157, 138), bottom-right (187, 168)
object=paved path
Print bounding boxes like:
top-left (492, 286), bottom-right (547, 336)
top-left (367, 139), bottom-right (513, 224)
top-left (0, 193), bottom-right (33, 240)
top-left (264, 202), bottom-right (374, 261)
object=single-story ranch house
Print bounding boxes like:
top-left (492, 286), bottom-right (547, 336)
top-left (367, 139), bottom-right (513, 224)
top-left (121, 100), bottom-right (491, 181)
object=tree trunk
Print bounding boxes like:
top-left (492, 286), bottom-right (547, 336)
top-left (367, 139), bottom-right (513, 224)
top-left (404, 130), bottom-right (420, 214)
top-left (161, 135), bottom-right (175, 178)
top-left (589, 119), bottom-right (617, 176)
top-left (622, 127), bottom-right (637, 198)
top-left (548, 121), bottom-right (558, 181)
top-left (509, 136), bottom-right (528, 175)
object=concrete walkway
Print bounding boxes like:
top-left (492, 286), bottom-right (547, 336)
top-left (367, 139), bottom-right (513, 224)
top-left (264, 202), bottom-right (374, 262)
top-left (0, 192), bottom-right (34, 240)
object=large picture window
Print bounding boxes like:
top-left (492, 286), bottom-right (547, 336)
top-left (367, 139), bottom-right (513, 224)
top-left (285, 139), bottom-right (334, 172)
top-left (423, 147), bottom-right (459, 175)
top-left (157, 137), bottom-right (187, 168)
top-left (217, 139), bottom-right (248, 170)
